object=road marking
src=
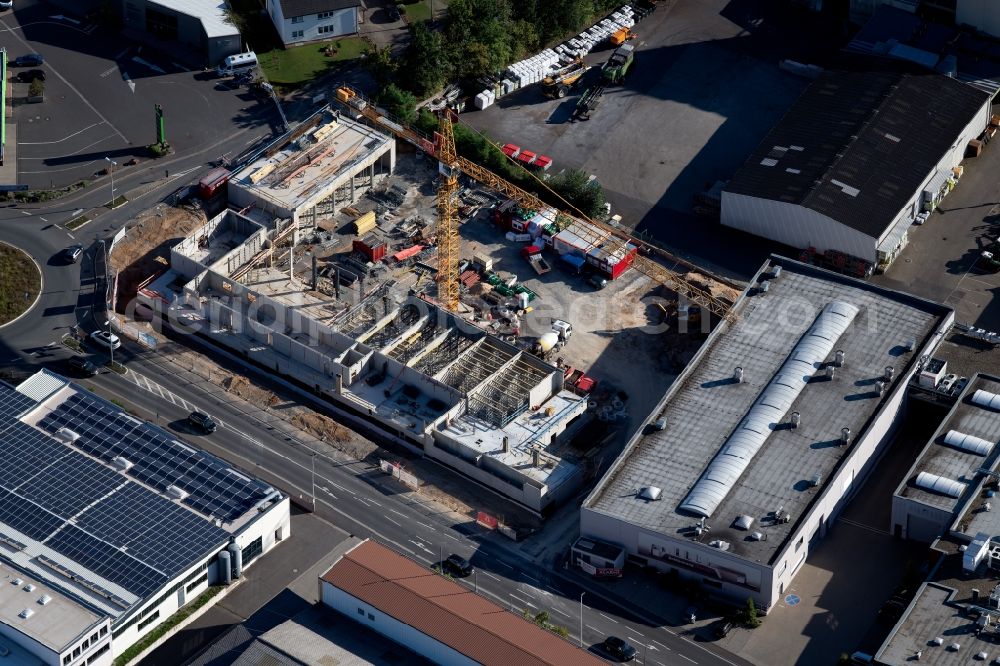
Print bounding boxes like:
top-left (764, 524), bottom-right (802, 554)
top-left (65, 231), bottom-right (75, 239)
top-left (132, 56), bottom-right (165, 74)
top-left (408, 540), bottom-right (433, 556)
top-left (651, 639), bottom-right (669, 651)
top-left (172, 62), bottom-right (187, 72)
top-left (510, 593), bottom-right (536, 609)
top-left (50, 14), bottom-right (81, 25)
top-left (444, 532), bottom-right (461, 541)
top-left (99, 65), bottom-right (117, 78)
top-left (122, 71), bottom-right (135, 94)
top-left (39, 217), bottom-right (47, 222)
top-left (523, 573), bottom-right (541, 584)
top-left (327, 480), bottom-right (354, 495)
top-left (678, 655), bottom-right (697, 664)
top-left (384, 515), bottom-right (401, 527)
top-left (598, 612), bottom-right (619, 623)
top-left (586, 624), bottom-right (602, 634)
top-left (19, 210), bottom-right (30, 216)
top-left (481, 571), bottom-right (501, 582)
top-left (624, 627), bottom-right (646, 641)
top-left (549, 606), bottom-right (571, 619)
top-left (72, 209), bottom-right (83, 217)
top-left (20, 122), bottom-right (106, 146)
top-left (114, 47), bottom-right (130, 59)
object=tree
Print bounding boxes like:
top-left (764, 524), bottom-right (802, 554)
top-left (743, 597), bottom-right (761, 628)
top-left (548, 168), bottom-right (606, 219)
top-left (222, 7), bottom-right (249, 36)
top-left (377, 84), bottom-right (418, 126)
top-left (364, 44), bottom-right (397, 85)
top-left (405, 22), bottom-right (449, 97)
top-left (445, 0), bottom-right (514, 79)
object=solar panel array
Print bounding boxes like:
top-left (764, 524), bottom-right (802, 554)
top-left (37, 392), bottom-right (271, 521)
top-left (0, 383), bottom-right (272, 601)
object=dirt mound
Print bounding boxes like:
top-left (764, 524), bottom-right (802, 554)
top-left (222, 375), bottom-right (280, 407)
top-left (291, 412), bottom-right (351, 444)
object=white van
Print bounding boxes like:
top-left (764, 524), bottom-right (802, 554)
top-left (216, 52), bottom-right (257, 77)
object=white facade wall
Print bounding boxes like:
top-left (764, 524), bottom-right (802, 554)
top-left (721, 193), bottom-right (879, 262)
top-left (320, 582), bottom-right (478, 666)
top-left (265, 1), bottom-right (358, 46)
top-left (0, 622), bottom-right (111, 666)
top-left (891, 495), bottom-right (954, 542)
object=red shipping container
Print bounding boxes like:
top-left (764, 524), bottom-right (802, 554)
top-left (198, 167), bottom-right (230, 199)
top-left (353, 236), bottom-right (387, 262)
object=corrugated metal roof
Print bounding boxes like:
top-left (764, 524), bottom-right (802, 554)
top-left (15, 368), bottom-right (67, 403)
top-left (321, 540), bottom-right (606, 666)
top-left (725, 71), bottom-right (989, 239)
top-left (150, 0), bottom-right (240, 38)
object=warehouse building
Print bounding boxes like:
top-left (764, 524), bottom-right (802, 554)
top-left (0, 370), bottom-right (289, 665)
top-left (320, 539), bottom-right (605, 666)
top-left (577, 256), bottom-right (953, 610)
top-left (228, 108), bottom-right (394, 228)
top-left (891, 374), bottom-right (1000, 543)
top-left (142, 206), bottom-right (589, 514)
top-left (120, 0), bottom-right (242, 65)
top-left (721, 71), bottom-right (990, 273)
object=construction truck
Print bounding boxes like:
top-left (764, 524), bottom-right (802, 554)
top-left (609, 27), bottom-right (636, 46)
top-left (574, 85), bottom-right (605, 121)
top-left (603, 43), bottom-right (635, 84)
top-left (543, 59), bottom-right (589, 99)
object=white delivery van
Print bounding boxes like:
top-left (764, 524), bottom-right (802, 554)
top-left (217, 52), bottom-right (258, 77)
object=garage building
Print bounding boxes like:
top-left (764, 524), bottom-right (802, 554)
top-left (120, 0), bottom-right (242, 65)
top-left (578, 256), bottom-right (953, 611)
top-left (721, 71), bottom-right (990, 273)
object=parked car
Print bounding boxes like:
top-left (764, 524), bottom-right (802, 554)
top-left (89, 330), bottom-right (121, 350)
top-left (61, 244), bottom-right (83, 264)
top-left (443, 554), bottom-right (473, 577)
top-left (603, 636), bottom-right (637, 662)
top-left (187, 411), bottom-right (218, 433)
top-left (0, 2), bottom-right (14, 11)
top-left (14, 53), bottom-right (43, 67)
top-left (66, 356), bottom-right (98, 377)
top-left (587, 274), bottom-right (608, 290)
top-left (17, 69), bottom-right (45, 82)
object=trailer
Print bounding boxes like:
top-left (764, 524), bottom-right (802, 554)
top-left (574, 85), bottom-right (606, 120)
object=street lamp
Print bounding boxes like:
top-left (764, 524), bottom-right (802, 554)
top-left (105, 157), bottom-right (116, 208)
top-left (311, 453), bottom-right (316, 511)
top-left (579, 592), bottom-right (585, 648)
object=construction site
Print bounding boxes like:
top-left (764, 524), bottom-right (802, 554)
top-left (119, 96), bottom-right (742, 515)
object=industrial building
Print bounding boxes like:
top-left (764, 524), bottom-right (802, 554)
top-left (227, 108), bottom-right (395, 228)
top-left (721, 71), bottom-right (991, 272)
top-left (264, 0), bottom-right (361, 46)
top-left (892, 375), bottom-right (1000, 543)
top-left (119, 0), bottom-right (242, 65)
top-left (0, 370), bottom-right (289, 666)
top-left (141, 202), bottom-right (589, 513)
top-left (577, 256), bottom-right (954, 610)
top-left (319, 539), bottom-right (605, 666)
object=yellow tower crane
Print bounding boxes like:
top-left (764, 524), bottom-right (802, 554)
top-left (334, 86), bottom-right (738, 323)
top-left (435, 110), bottom-right (461, 311)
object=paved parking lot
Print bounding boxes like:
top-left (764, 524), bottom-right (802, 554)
top-left (2, 0), bottom-right (278, 188)
top-left (873, 103), bottom-right (1000, 332)
top-left (459, 0), bottom-right (808, 279)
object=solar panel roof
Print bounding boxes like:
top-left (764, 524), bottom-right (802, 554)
top-left (0, 376), bottom-right (275, 604)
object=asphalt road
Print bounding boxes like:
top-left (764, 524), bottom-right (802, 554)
top-left (55, 337), bottom-right (748, 666)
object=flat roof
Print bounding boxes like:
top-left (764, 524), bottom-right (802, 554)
top-left (896, 375), bottom-right (1000, 516)
top-left (0, 371), bottom-right (278, 630)
top-left (151, 0), bottom-right (239, 39)
top-left (0, 559), bottom-right (104, 652)
top-left (232, 114), bottom-right (391, 213)
top-left (725, 71), bottom-right (989, 239)
top-left (321, 539), bottom-right (606, 666)
top-left (877, 538), bottom-right (1000, 665)
top-left (585, 257), bottom-right (951, 564)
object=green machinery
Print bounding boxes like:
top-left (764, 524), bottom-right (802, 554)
top-left (602, 43), bottom-right (634, 84)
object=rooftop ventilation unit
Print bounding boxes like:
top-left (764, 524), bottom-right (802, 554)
top-left (789, 411), bottom-right (800, 429)
top-left (54, 428), bottom-right (80, 443)
top-left (111, 456), bottom-right (133, 471)
top-left (841, 427), bottom-right (851, 445)
top-left (915, 471), bottom-right (967, 498)
top-left (638, 486), bottom-right (662, 501)
top-left (948, 643), bottom-right (960, 652)
top-left (759, 280), bottom-right (770, 294)
top-left (166, 485), bottom-right (189, 501)
top-left (37, 595), bottom-right (51, 606)
top-left (771, 265), bottom-right (782, 279)
top-left (22, 584), bottom-right (35, 592)
top-left (884, 366), bottom-right (895, 381)
top-left (931, 637), bottom-right (944, 646)
top-left (826, 365), bottom-right (836, 380)
top-left (973, 389), bottom-right (1000, 411)
top-left (965, 532), bottom-right (991, 572)
top-left (734, 515), bottom-right (754, 530)
top-left (749, 531), bottom-right (767, 541)
top-left (11, 579), bottom-right (22, 586)
top-left (18, 609), bottom-right (33, 619)
top-left (835, 350), bottom-right (845, 367)
top-left (734, 367), bottom-right (744, 384)
top-left (810, 473), bottom-right (822, 487)
top-left (944, 430), bottom-right (994, 456)
top-left (708, 540), bottom-right (731, 551)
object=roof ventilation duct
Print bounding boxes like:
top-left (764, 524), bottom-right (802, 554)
top-left (915, 471), bottom-right (967, 498)
top-left (943, 430), bottom-right (994, 456)
top-left (749, 531), bottom-right (766, 541)
top-left (638, 486), bottom-right (662, 501)
top-left (771, 265), bottom-right (782, 279)
top-left (679, 301), bottom-right (859, 518)
top-left (733, 367), bottom-right (744, 384)
top-left (759, 280), bottom-right (770, 294)
top-left (37, 595), bottom-right (51, 605)
top-left (111, 456), bottom-right (133, 471)
top-left (826, 365), bottom-right (836, 380)
top-left (973, 389), bottom-right (1000, 411)
top-left (884, 365), bottom-right (895, 381)
top-left (54, 428), bottom-right (80, 443)
top-left (733, 515), bottom-right (754, 530)
top-left (835, 350), bottom-right (845, 367)
top-left (841, 427), bottom-right (851, 445)
top-left (18, 609), bottom-right (33, 619)
top-left (789, 411), bottom-right (800, 429)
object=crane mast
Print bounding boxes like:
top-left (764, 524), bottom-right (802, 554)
top-left (435, 112), bottom-right (461, 311)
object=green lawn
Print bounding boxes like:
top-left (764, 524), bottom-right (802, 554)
top-left (402, 1), bottom-right (433, 22)
top-left (259, 37), bottom-right (368, 88)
